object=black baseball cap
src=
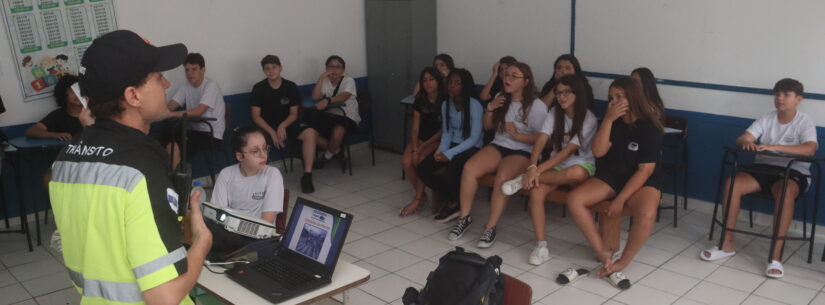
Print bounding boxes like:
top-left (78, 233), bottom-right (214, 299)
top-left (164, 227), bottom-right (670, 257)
top-left (79, 30), bottom-right (187, 102)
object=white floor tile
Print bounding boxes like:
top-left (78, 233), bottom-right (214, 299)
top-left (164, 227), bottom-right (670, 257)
top-left (343, 238), bottom-right (392, 260)
top-left (349, 200), bottom-right (396, 217)
top-left (9, 299), bottom-right (37, 305)
top-left (359, 273), bottom-right (417, 303)
top-left (395, 260), bottom-right (437, 285)
top-left (741, 295), bottom-right (787, 305)
top-left (684, 281), bottom-right (749, 305)
top-left (752, 279), bottom-right (818, 305)
top-left (646, 231), bottom-right (696, 254)
top-left (0, 270), bottom-right (16, 288)
top-left (363, 249), bottom-right (420, 272)
top-left (639, 269), bottom-right (701, 296)
top-left (613, 283), bottom-right (679, 305)
top-left (33, 287), bottom-right (80, 305)
top-left (351, 218), bottom-right (395, 237)
top-left (660, 255), bottom-right (720, 280)
top-left (8, 259), bottom-right (64, 282)
top-left (541, 286), bottom-right (606, 305)
top-left (514, 271), bottom-right (562, 302)
top-left (570, 275), bottom-right (620, 299)
top-left (810, 292), bottom-right (825, 305)
top-left (671, 298), bottom-right (705, 305)
top-left (20, 272), bottom-right (72, 297)
top-left (0, 284), bottom-right (31, 305)
top-left (778, 262), bottom-right (825, 291)
top-left (0, 247), bottom-right (53, 268)
top-left (370, 227), bottom-right (423, 248)
top-left (397, 236), bottom-right (455, 260)
top-left (400, 217), bottom-right (453, 236)
top-left (353, 261), bottom-right (389, 283)
top-left (633, 245), bottom-right (679, 267)
top-left (703, 265), bottom-right (765, 293)
top-left (498, 243), bottom-right (541, 272)
top-left (344, 288), bottom-right (387, 305)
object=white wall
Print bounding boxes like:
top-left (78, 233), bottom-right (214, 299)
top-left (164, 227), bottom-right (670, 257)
top-left (0, 0), bottom-right (366, 127)
top-left (437, 0), bottom-right (571, 87)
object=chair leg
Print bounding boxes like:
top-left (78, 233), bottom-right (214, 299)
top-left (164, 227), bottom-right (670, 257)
top-left (748, 202), bottom-right (754, 228)
top-left (347, 145), bottom-right (353, 176)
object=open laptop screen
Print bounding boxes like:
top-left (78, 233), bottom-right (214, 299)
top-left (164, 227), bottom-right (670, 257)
top-left (280, 200), bottom-right (351, 266)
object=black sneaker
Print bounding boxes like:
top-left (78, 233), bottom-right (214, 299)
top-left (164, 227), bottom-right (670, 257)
top-left (434, 205), bottom-right (460, 223)
top-left (301, 174), bottom-right (315, 193)
top-left (448, 215), bottom-right (472, 241)
top-left (477, 226), bottom-right (497, 248)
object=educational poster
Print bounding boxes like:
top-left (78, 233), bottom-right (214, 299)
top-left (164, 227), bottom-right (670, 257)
top-left (288, 207), bottom-right (334, 264)
top-left (2, 0), bottom-right (117, 101)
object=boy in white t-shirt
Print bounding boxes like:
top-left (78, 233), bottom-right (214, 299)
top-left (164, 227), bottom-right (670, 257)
top-left (212, 125), bottom-right (284, 224)
top-left (164, 53), bottom-right (227, 168)
top-left (701, 78), bottom-right (818, 279)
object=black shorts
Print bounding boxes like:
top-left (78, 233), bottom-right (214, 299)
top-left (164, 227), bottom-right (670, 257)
top-left (739, 164), bottom-right (809, 195)
top-left (183, 130), bottom-right (222, 159)
top-left (262, 123), bottom-right (305, 146)
top-left (310, 113), bottom-right (357, 139)
top-left (594, 172), bottom-right (660, 194)
top-left (491, 144), bottom-right (530, 159)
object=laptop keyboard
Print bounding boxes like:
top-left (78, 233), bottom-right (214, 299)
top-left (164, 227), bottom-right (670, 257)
top-left (252, 258), bottom-right (317, 290)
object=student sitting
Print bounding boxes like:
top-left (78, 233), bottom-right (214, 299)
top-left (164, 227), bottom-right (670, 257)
top-left (448, 62), bottom-right (548, 248)
top-left (479, 56), bottom-right (518, 103)
top-left (25, 74), bottom-right (94, 140)
top-left (631, 67), bottom-right (666, 122)
top-left (400, 67), bottom-right (446, 217)
top-left (212, 125), bottom-right (284, 224)
top-left (413, 53), bottom-right (455, 95)
top-left (566, 77), bottom-right (663, 289)
top-left (249, 55), bottom-right (301, 149)
top-left (165, 53), bottom-right (227, 167)
top-left (299, 55), bottom-right (360, 193)
top-left (700, 78), bottom-right (817, 279)
top-left (539, 54), bottom-right (594, 108)
top-left (501, 74), bottom-right (598, 265)
top-left (416, 69), bottom-right (483, 223)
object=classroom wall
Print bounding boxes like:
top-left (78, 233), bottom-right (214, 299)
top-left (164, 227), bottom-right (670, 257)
top-left (0, 0), bottom-right (367, 127)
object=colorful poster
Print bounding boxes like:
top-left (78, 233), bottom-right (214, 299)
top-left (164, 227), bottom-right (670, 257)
top-left (2, 0), bottom-right (116, 100)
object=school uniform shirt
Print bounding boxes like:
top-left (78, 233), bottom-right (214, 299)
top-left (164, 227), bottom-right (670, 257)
top-left (249, 78), bottom-right (301, 129)
top-left (746, 110), bottom-right (818, 176)
top-left (412, 98), bottom-right (441, 141)
top-left (539, 107), bottom-right (598, 168)
top-left (40, 108), bottom-right (82, 136)
top-left (212, 164), bottom-right (284, 220)
top-left (321, 76), bottom-right (360, 124)
top-left (595, 119), bottom-right (663, 182)
top-left (172, 78), bottom-right (226, 139)
top-left (438, 97), bottom-right (484, 160)
top-left (491, 98), bottom-right (548, 152)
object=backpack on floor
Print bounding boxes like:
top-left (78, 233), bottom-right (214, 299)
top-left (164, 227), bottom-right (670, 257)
top-left (402, 247), bottom-right (505, 305)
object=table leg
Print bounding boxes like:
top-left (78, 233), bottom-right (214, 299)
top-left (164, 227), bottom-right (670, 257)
top-left (598, 212), bottom-right (622, 253)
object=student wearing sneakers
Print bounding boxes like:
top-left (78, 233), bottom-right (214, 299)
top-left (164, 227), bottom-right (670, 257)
top-left (212, 126), bottom-right (284, 224)
top-left (448, 62), bottom-right (548, 248)
top-left (416, 68), bottom-right (483, 223)
top-left (165, 53), bottom-right (227, 168)
top-left (501, 74), bottom-right (598, 265)
top-left (299, 55), bottom-right (360, 193)
top-left (700, 78), bottom-right (818, 278)
top-left (249, 55), bottom-right (302, 151)
top-left (566, 77), bottom-right (663, 289)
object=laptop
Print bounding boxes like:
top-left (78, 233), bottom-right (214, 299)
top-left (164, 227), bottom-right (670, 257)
top-left (226, 197), bottom-right (353, 303)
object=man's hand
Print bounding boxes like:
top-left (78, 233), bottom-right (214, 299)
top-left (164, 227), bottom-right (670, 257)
top-left (187, 190), bottom-right (212, 248)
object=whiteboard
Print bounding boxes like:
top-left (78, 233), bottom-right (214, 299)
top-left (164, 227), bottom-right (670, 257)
top-left (575, 0), bottom-right (825, 94)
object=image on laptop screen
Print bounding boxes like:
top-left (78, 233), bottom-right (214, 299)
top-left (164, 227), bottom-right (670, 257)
top-left (281, 201), bottom-right (351, 266)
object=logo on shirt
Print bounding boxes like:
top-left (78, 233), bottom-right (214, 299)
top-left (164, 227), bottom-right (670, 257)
top-left (280, 97), bottom-right (290, 105)
top-left (251, 190), bottom-right (266, 200)
top-left (627, 142), bottom-right (639, 151)
top-left (166, 188), bottom-right (179, 213)
top-left (782, 134), bottom-right (797, 144)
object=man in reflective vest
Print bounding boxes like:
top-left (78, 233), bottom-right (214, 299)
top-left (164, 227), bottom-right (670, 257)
top-left (49, 30), bottom-right (212, 304)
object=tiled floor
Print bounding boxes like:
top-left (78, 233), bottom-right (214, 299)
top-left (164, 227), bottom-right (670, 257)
top-left (3, 145), bottom-right (825, 305)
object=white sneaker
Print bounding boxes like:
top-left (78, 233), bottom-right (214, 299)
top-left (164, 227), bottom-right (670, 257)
top-left (529, 244), bottom-right (550, 265)
top-left (502, 174), bottom-right (524, 196)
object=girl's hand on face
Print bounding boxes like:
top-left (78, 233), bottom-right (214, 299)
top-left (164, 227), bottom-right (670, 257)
top-left (605, 100), bottom-right (628, 122)
top-left (487, 95), bottom-right (506, 112)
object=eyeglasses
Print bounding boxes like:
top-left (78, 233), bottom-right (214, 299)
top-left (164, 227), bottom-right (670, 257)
top-left (242, 146), bottom-right (270, 157)
top-left (502, 73), bottom-right (525, 80)
top-left (555, 90), bottom-right (574, 98)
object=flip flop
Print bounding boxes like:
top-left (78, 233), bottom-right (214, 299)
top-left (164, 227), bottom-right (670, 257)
top-left (765, 260), bottom-right (784, 278)
top-left (607, 272), bottom-right (631, 290)
top-left (699, 246), bottom-right (736, 261)
top-left (556, 268), bottom-right (589, 285)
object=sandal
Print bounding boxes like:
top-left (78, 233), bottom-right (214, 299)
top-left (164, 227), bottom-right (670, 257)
top-left (607, 272), bottom-right (631, 290)
top-left (399, 197), bottom-right (428, 217)
top-left (765, 260), bottom-right (784, 278)
top-left (699, 246), bottom-right (736, 261)
top-left (556, 268), bottom-right (589, 285)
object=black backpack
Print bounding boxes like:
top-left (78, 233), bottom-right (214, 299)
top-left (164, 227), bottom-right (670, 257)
top-left (403, 247), bottom-right (505, 305)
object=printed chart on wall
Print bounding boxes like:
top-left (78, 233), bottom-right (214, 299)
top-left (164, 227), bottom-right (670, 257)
top-left (2, 0), bottom-right (116, 101)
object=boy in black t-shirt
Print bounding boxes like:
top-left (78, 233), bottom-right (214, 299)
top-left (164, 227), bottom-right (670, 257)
top-left (249, 55), bottom-right (302, 149)
top-left (25, 74), bottom-right (94, 140)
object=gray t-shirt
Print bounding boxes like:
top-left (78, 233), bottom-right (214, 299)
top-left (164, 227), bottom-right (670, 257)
top-left (540, 108), bottom-right (598, 168)
top-left (211, 164), bottom-right (284, 221)
top-left (491, 98), bottom-right (548, 152)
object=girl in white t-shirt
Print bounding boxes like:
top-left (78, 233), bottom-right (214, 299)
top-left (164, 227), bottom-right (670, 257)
top-left (212, 126), bottom-right (284, 224)
top-left (449, 62), bottom-right (548, 248)
top-left (502, 74), bottom-right (598, 265)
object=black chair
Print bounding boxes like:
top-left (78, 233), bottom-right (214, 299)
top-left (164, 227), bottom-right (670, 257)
top-left (709, 147), bottom-right (822, 264)
top-left (339, 90), bottom-right (376, 175)
top-left (657, 116), bottom-right (689, 227)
